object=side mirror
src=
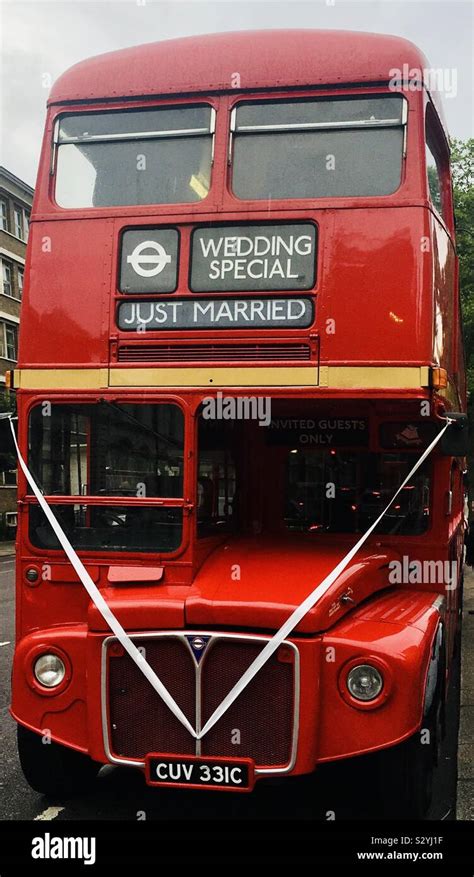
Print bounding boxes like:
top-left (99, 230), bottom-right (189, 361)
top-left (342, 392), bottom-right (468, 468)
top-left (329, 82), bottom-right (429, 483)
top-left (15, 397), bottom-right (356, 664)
top-left (440, 412), bottom-right (469, 456)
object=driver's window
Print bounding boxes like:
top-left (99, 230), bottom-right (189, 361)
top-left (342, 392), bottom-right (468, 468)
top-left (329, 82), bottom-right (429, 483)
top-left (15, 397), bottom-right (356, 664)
top-left (28, 407), bottom-right (89, 495)
top-left (28, 402), bottom-right (184, 498)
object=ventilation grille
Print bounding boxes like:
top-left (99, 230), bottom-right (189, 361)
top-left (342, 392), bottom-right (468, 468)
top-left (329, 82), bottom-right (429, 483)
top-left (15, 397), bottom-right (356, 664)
top-left (107, 634), bottom-right (296, 768)
top-left (117, 343), bottom-right (311, 363)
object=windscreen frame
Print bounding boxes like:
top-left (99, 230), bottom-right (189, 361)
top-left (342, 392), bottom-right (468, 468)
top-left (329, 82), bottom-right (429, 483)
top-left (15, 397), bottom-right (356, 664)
top-left (22, 396), bottom-right (191, 558)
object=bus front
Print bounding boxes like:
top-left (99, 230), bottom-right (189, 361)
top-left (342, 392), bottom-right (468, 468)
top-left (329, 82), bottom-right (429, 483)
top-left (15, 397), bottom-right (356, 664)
top-left (10, 31), bottom-right (466, 818)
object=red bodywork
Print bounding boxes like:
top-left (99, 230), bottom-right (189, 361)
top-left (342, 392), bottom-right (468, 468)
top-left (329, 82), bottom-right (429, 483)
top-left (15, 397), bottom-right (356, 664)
top-left (11, 30), bottom-right (466, 788)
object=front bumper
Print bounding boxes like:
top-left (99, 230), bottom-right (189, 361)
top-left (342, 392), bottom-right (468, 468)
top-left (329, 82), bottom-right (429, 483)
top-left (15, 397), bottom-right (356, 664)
top-left (11, 589), bottom-right (442, 783)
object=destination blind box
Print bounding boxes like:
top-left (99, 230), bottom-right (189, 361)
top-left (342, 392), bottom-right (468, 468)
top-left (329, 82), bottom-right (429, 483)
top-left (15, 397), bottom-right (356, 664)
top-left (190, 223), bottom-right (317, 291)
top-left (118, 296), bottom-right (314, 331)
top-left (119, 222), bottom-right (317, 294)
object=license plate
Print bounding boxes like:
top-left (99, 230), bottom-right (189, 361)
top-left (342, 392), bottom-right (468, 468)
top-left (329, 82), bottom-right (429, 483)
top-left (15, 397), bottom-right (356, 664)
top-left (145, 754), bottom-right (255, 792)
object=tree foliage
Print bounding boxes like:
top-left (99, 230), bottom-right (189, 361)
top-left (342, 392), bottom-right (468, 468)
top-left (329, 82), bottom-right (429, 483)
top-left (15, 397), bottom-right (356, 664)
top-left (451, 138), bottom-right (474, 402)
top-left (451, 139), bottom-right (474, 497)
top-left (451, 139), bottom-right (474, 384)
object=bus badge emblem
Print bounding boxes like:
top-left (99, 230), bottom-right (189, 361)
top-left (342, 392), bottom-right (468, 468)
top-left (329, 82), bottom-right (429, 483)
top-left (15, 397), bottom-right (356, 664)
top-left (127, 239), bottom-right (171, 277)
top-left (186, 635), bottom-right (211, 662)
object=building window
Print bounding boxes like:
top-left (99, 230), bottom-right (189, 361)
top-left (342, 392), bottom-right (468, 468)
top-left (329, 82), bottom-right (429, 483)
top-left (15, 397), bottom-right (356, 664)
top-left (0, 199), bottom-right (8, 231)
top-left (1, 470), bottom-right (17, 487)
top-left (0, 321), bottom-right (18, 361)
top-left (14, 205), bottom-right (24, 239)
top-left (6, 323), bottom-right (18, 360)
top-left (4, 511), bottom-right (18, 528)
top-left (1, 261), bottom-right (22, 300)
top-left (24, 211), bottom-right (30, 242)
top-left (2, 260), bottom-right (13, 296)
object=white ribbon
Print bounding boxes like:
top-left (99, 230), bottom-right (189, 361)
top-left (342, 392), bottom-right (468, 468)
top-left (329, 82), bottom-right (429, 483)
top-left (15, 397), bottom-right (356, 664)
top-left (8, 415), bottom-right (452, 741)
top-left (8, 417), bottom-right (197, 739)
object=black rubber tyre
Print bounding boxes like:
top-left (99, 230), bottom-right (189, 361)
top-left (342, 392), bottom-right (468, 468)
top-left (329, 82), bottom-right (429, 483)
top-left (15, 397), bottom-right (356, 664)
top-left (373, 628), bottom-right (446, 820)
top-left (17, 724), bottom-right (101, 797)
top-left (453, 574), bottom-right (464, 660)
top-left (376, 717), bottom-right (438, 819)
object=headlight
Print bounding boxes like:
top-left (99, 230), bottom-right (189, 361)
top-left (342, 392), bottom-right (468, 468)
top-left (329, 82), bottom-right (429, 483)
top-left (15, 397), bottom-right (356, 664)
top-left (34, 654), bottom-right (66, 688)
top-left (346, 664), bottom-right (383, 701)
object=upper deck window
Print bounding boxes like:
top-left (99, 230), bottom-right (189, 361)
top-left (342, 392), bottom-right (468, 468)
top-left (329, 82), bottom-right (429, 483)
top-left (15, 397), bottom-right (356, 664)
top-left (54, 105), bottom-right (214, 208)
top-left (231, 95), bottom-right (406, 201)
top-left (426, 142), bottom-right (443, 214)
top-left (425, 105), bottom-right (450, 225)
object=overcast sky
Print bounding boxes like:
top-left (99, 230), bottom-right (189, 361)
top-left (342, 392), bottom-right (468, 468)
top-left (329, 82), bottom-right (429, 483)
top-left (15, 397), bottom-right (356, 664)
top-left (1, 0), bottom-right (473, 187)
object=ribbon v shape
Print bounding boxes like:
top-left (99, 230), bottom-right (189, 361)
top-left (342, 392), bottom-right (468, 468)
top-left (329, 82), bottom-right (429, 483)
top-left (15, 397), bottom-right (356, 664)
top-left (9, 417), bottom-right (451, 741)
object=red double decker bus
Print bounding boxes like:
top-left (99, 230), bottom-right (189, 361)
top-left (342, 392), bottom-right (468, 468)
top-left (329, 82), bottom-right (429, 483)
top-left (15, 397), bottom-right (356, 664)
top-left (9, 30), bottom-right (468, 817)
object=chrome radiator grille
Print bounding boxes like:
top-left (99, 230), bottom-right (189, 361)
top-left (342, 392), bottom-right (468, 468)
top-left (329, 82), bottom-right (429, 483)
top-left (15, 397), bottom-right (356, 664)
top-left (104, 632), bottom-right (298, 772)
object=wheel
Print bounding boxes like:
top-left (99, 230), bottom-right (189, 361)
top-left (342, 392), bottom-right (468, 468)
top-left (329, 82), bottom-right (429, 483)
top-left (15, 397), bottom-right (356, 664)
top-left (373, 626), bottom-right (446, 819)
top-left (371, 699), bottom-right (441, 819)
top-left (17, 724), bottom-right (101, 797)
top-left (376, 714), bottom-right (439, 818)
top-left (453, 574), bottom-right (464, 659)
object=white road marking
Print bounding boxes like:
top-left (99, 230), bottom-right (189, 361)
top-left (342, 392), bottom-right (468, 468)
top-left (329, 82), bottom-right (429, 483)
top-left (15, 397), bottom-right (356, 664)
top-left (34, 805), bottom-right (65, 821)
top-left (0, 641), bottom-right (11, 647)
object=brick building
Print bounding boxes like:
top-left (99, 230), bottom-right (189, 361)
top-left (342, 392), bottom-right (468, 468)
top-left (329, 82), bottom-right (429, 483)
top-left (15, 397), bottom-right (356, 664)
top-left (0, 166), bottom-right (33, 538)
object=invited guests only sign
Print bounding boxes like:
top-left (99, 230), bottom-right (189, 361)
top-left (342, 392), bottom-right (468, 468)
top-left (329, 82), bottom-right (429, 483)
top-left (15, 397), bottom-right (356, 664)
top-left (190, 224), bottom-right (316, 291)
top-left (266, 418), bottom-right (369, 446)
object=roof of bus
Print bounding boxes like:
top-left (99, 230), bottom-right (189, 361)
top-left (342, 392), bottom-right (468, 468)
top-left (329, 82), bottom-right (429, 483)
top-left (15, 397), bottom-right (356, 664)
top-left (48, 29), bottom-right (446, 128)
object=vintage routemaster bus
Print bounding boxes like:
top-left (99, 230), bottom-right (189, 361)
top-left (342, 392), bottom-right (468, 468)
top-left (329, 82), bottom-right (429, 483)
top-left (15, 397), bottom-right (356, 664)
top-left (8, 30), bottom-right (468, 817)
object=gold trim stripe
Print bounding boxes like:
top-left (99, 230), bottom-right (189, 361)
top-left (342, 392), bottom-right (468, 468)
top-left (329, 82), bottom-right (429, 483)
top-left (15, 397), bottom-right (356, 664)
top-left (319, 365), bottom-right (430, 390)
top-left (14, 365), bottom-right (431, 391)
top-left (14, 368), bottom-right (109, 390)
top-left (109, 366), bottom-right (319, 387)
